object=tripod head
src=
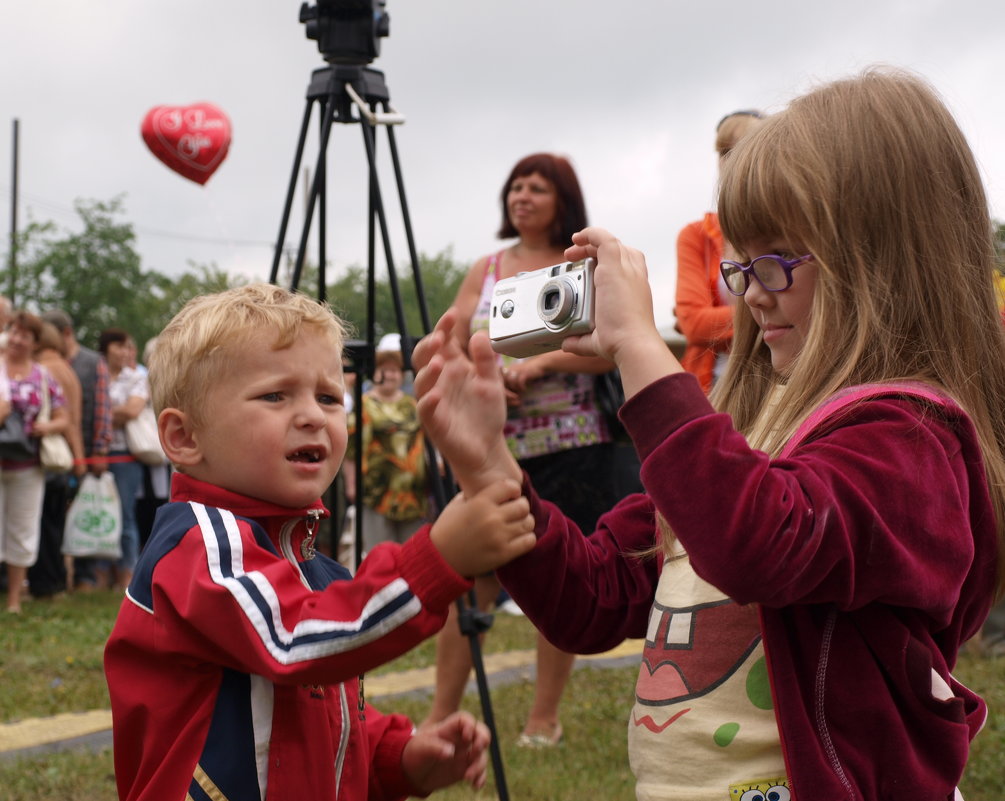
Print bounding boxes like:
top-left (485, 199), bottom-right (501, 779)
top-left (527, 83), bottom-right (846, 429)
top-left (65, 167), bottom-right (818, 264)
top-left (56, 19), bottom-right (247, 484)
top-left (300, 0), bottom-right (390, 65)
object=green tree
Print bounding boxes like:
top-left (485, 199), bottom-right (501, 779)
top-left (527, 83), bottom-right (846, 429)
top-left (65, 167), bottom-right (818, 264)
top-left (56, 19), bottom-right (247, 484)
top-left (151, 261), bottom-right (246, 325)
top-left (8, 196), bottom-right (162, 348)
top-left (326, 247), bottom-right (467, 342)
top-left (4, 197), bottom-right (246, 353)
top-left (3, 195), bottom-right (465, 355)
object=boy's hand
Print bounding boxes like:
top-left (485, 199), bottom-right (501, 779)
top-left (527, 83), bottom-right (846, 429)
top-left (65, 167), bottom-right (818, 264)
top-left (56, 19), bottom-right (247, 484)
top-left (414, 310), bottom-right (522, 493)
top-left (431, 480), bottom-right (536, 577)
top-left (402, 711), bottom-right (491, 794)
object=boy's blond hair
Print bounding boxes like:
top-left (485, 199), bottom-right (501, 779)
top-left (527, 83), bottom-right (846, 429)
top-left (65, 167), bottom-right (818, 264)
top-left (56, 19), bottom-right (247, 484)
top-left (149, 283), bottom-right (348, 426)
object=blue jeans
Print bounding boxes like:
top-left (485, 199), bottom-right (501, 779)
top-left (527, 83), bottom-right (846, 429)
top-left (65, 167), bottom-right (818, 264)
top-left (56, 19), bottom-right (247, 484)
top-left (108, 455), bottom-right (144, 572)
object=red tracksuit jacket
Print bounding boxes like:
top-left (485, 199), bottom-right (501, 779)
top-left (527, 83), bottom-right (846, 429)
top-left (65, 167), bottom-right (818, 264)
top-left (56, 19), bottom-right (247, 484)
top-left (105, 473), bottom-right (470, 801)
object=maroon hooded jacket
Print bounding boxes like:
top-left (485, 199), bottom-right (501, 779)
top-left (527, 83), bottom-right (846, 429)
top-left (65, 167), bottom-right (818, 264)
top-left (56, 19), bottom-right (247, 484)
top-left (499, 374), bottom-right (996, 800)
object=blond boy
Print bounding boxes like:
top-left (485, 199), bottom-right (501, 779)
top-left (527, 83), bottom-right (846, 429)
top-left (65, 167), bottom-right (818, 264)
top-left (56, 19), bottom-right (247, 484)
top-left (104, 284), bottom-right (535, 801)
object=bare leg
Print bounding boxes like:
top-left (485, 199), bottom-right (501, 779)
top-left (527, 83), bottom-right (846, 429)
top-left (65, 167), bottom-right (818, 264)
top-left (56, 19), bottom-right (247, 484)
top-left (521, 631), bottom-right (574, 740)
top-left (422, 574), bottom-right (500, 726)
top-left (6, 564), bottom-right (27, 613)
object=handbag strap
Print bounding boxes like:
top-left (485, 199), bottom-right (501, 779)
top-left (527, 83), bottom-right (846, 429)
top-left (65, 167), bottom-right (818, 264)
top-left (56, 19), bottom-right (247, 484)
top-left (39, 367), bottom-right (52, 422)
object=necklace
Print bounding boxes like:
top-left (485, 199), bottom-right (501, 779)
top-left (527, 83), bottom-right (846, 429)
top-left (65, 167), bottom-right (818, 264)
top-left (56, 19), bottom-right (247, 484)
top-left (5, 360), bottom-right (31, 381)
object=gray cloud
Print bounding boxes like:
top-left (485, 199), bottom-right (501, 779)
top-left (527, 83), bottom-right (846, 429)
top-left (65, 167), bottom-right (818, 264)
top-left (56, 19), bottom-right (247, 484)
top-left (4, 0), bottom-right (1005, 330)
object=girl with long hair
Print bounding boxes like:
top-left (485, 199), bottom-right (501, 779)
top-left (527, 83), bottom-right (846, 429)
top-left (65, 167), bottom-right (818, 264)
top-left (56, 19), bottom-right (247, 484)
top-left (413, 69), bottom-right (1004, 799)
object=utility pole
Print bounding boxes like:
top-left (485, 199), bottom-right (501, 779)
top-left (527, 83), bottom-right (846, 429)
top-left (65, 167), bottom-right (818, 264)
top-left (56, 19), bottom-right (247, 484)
top-left (8, 118), bottom-right (18, 305)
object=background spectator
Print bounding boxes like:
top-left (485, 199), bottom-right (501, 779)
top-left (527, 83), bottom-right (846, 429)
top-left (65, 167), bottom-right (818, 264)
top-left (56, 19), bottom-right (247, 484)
top-left (27, 321), bottom-right (84, 598)
top-left (132, 336), bottom-right (169, 549)
top-left (41, 309), bottom-right (112, 591)
top-left (99, 328), bottom-right (148, 590)
top-left (674, 110), bottom-right (765, 393)
top-left (2, 311), bottom-right (69, 613)
top-left (422, 152), bottom-right (639, 747)
top-left (344, 333), bottom-right (428, 555)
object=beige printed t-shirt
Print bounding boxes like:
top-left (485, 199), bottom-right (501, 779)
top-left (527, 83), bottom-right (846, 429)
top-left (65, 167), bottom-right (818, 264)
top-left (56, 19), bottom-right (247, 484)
top-left (628, 542), bottom-right (789, 800)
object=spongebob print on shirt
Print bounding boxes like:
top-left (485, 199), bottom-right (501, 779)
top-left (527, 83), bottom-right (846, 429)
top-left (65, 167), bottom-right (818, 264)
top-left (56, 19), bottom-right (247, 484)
top-left (628, 542), bottom-right (790, 801)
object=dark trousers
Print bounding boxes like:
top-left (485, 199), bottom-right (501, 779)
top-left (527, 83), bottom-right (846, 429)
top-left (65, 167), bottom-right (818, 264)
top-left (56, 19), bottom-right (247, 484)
top-left (27, 474), bottom-right (70, 598)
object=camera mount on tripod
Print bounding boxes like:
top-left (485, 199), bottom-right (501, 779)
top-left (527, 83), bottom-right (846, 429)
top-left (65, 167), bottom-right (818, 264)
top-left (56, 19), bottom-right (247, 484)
top-left (300, 0), bottom-right (390, 66)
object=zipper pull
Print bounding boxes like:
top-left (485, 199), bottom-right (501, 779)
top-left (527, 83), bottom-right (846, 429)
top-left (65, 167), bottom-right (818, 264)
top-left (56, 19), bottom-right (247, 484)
top-left (300, 510), bottom-right (321, 560)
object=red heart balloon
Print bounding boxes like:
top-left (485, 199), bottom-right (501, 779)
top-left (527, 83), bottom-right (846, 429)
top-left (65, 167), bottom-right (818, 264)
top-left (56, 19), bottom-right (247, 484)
top-left (141, 103), bottom-right (232, 186)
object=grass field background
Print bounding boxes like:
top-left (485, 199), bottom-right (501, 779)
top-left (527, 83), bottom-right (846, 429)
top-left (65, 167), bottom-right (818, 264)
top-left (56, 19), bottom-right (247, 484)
top-left (1, 590), bottom-right (1001, 800)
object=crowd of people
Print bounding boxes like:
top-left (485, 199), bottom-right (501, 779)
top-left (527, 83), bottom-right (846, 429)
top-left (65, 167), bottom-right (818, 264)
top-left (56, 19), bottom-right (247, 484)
top-left (6, 64), bottom-right (1005, 801)
top-left (0, 306), bottom-right (166, 612)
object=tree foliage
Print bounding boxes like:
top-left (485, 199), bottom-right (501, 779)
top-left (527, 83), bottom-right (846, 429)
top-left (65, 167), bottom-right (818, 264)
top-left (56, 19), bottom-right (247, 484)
top-left (11, 197), bottom-right (159, 347)
top-left (326, 247), bottom-right (467, 344)
top-left (3, 196), bottom-right (469, 355)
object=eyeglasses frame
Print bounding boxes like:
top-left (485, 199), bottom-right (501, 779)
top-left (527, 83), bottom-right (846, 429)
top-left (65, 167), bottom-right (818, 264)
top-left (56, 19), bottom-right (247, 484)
top-left (719, 253), bottom-right (813, 296)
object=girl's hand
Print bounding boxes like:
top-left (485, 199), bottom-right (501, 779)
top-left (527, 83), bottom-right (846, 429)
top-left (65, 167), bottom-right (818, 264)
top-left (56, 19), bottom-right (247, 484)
top-left (562, 227), bottom-right (661, 361)
top-left (563, 227), bottom-right (684, 398)
top-left (413, 309), bottom-right (522, 492)
top-left (501, 358), bottom-right (547, 394)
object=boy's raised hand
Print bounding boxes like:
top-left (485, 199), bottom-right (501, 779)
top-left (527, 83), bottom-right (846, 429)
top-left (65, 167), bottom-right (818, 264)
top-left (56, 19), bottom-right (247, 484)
top-left (430, 479), bottom-right (536, 578)
top-left (413, 308), bottom-right (522, 492)
top-left (403, 711), bottom-right (491, 794)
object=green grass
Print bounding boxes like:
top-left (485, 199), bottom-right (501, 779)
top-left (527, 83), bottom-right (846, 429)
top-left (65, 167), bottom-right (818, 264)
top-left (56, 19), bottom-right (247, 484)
top-left (0, 591), bottom-right (122, 721)
top-left (0, 591), bottom-right (1002, 800)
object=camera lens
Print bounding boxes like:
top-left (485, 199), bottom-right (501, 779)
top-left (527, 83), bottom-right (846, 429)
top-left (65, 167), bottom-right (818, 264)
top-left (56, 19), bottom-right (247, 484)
top-left (538, 277), bottom-right (578, 328)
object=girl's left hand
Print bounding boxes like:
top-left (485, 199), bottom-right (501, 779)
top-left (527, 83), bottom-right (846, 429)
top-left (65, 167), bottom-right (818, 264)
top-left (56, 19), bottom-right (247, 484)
top-left (31, 419), bottom-right (54, 437)
top-left (562, 227), bottom-right (662, 364)
top-left (563, 227), bottom-right (683, 398)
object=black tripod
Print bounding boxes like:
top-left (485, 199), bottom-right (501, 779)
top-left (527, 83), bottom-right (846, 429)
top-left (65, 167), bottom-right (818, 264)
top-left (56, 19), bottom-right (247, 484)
top-left (269, 60), bottom-right (512, 801)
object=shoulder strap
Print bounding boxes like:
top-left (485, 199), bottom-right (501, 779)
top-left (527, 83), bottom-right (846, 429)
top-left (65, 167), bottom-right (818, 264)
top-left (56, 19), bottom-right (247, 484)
top-left (485, 250), bottom-right (506, 279)
top-left (39, 368), bottom-right (51, 419)
top-left (781, 381), bottom-right (956, 458)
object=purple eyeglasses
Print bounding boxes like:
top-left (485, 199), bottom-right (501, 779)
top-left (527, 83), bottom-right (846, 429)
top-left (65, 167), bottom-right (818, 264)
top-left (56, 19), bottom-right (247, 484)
top-left (719, 253), bottom-right (813, 296)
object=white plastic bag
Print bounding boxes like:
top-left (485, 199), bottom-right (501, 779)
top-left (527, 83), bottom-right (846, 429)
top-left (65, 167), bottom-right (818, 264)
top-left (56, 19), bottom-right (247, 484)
top-left (125, 406), bottom-right (166, 466)
top-left (62, 473), bottom-right (122, 559)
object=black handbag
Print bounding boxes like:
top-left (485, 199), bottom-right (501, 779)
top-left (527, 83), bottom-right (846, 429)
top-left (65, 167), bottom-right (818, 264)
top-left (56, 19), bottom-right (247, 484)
top-left (594, 369), bottom-right (630, 443)
top-left (0, 408), bottom-right (38, 461)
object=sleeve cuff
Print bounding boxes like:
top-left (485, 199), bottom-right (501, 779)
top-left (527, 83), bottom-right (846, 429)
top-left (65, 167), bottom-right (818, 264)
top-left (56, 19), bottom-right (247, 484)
top-left (398, 525), bottom-right (473, 610)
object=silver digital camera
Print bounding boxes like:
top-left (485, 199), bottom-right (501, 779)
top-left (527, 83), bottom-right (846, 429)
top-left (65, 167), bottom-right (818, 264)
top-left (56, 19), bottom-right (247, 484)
top-left (488, 258), bottom-right (596, 358)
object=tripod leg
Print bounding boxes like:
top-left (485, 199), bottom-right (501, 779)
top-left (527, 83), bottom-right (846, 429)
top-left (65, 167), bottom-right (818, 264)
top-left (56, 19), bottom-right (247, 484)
top-left (384, 121), bottom-right (431, 335)
top-left (271, 97), bottom-right (315, 284)
top-left (463, 596), bottom-right (510, 801)
top-left (291, 76), bottom-right (343, 292)
top-left (317, 108), bottom-right (328, 303)
top-left (359, 117), bottom-right (411, 342)
top-left (355, 112), bottom-right (510, 799)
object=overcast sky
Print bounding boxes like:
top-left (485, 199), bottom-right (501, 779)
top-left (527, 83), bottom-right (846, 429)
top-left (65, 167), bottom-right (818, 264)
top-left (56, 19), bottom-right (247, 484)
top-left (4, 0), bottom-right (1005, 332)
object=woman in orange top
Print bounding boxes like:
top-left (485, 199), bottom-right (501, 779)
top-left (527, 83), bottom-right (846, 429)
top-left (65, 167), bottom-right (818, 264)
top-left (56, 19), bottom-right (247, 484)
top-left (675, 111), bottom-right (765, 393)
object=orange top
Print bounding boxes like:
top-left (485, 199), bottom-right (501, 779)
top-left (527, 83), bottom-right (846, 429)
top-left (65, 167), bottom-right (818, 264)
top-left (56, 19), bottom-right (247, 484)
top-left (674, 213), bottom-right (733, 393)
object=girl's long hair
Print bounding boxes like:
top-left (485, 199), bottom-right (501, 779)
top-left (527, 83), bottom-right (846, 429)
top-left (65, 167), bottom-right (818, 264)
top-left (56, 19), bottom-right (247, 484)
top-left (713, 68), bottom-right (1005, 594)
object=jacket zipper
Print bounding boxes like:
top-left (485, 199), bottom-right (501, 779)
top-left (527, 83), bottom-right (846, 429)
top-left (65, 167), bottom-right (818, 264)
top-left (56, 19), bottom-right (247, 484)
top-left (278, 511), bottom-right (353, 792)
top-left (301, 509), bottom-right (321, 560)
